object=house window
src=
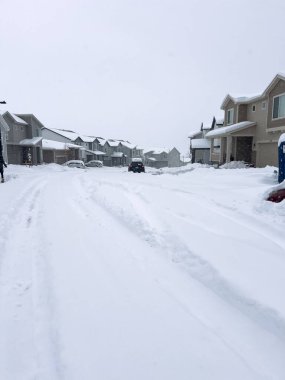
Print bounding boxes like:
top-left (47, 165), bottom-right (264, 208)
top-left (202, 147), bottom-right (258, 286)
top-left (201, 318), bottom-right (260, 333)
top-left (227, 108), bottom-right (234, 125)
top-left (252, 104), bottom-right (256, 112)
top-left (273, 93), bottom-right (285, 119)
top-left (262, 101), bottom-right (266, 110)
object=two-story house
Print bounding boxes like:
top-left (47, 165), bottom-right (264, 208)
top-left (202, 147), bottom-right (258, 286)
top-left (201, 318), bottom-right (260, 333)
top-left (144, 148), bottom-right (169, 168)
top-left (168, 147), bottom-right (182, 167)
top-left (2, 111), bottom-right (43, 165)
top-left (206, 73), bottom-right (285, 167)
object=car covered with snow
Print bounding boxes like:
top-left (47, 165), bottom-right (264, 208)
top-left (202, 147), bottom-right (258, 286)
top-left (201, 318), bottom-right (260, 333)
top-left (85, 160), bottom-right (103, 168)
top-left (63, 160), bottom-right (86, 168)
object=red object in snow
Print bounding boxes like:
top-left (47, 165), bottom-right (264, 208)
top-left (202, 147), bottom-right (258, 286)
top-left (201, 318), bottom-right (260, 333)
top-left (267, 189), bottom-right (285, 203)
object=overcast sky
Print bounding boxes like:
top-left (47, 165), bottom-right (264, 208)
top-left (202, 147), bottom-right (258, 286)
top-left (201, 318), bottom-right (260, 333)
top-left (1, 0), bottom-right (285, 153)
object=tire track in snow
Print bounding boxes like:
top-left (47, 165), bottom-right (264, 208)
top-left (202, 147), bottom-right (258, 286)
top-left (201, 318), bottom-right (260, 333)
top-left (0, 178), bottom-right (63, 380)
top-left (78, 174), bottom-right (285, 342)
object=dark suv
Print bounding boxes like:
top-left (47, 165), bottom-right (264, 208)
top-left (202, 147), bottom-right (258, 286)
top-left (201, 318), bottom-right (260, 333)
top-left (128, 161), bottom-right (145, 173)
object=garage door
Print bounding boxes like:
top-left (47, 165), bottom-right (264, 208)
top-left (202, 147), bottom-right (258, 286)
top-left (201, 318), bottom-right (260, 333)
top-left (257, 142), bottom-right (278, 167)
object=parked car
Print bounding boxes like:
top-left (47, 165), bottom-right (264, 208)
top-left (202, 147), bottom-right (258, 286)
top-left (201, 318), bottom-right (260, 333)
top-left (63, 160), bottom-right (86, 168)
top-left (128, 161), bottom-right (145, 173)
top-left (85, 160), bottom-right (103, 168)
top-left (267, 188), bottom-right (285, 203)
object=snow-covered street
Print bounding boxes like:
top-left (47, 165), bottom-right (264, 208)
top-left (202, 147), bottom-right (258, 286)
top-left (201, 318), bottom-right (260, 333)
top-left (0, 164), bottom-right (284, 380)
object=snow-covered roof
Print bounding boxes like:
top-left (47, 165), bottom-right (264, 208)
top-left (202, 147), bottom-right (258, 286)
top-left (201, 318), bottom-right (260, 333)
top-left (206, 121), bottom-right (256, 138)
top-left (19, 137), bottom-right (43, 146)
top-left (50, 128), bottom-right (79, 141)
top-left (108, 140), bottom-right (120, 147)
top-left (120, 141), bottom-right (136, 149)
top-left (0, 111), bottom-right (28, 125)
top-left (78, 135), bottom-right (96, 143)
top-left (144, 148), bottom-right (168, 155)
top-left (66, 143), bottom-right (83, 149)
top-left (221, 93), bottom-right (262, 109)
top-left (191, 139), bottom-right (211, 149)
top-left (93, 150), bottom-right (106, 155)
top-left (111, 152), bottom-right (124, 157)
top-left (11, 114), bottom-right (28, 124)
top-left (147, 157), bottom-right (157, 161)
top-left (278, 133), bottom-right (285, 147)
top-left (42, 139), bottom-right (82, 150)
top-left (188, 131), bottom-right (201, 138)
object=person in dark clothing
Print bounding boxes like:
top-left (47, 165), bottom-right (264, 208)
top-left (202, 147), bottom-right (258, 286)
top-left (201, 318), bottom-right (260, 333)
top-left (0, 156), bottom-right (7, 182)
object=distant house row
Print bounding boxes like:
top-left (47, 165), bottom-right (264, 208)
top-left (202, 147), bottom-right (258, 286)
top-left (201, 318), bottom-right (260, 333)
top-left (189, 73), bottom-right (285, 167)
top-left (0, 111), bottom-right (182, 168)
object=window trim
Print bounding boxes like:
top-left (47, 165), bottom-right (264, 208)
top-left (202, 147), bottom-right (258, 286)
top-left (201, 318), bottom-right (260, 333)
top-left (261, 101), bottom-right (266, 110)
top-left (272, 92), bottom-right (285, 120)
top-left (252, 104), bottom-right (256, 112)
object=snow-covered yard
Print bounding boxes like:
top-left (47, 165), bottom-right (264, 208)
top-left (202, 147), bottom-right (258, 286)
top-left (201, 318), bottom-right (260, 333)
top-left (0, 164), bottom-right (284, 380)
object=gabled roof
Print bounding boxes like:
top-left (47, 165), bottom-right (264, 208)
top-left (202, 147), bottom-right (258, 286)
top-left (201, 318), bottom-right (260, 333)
top-left (263, 73), bottom-right (285, 95)
top-left (108, 140), bottom-right (120, 147)
top-left (205, 121), bottom-right (256, 138)
top-left (221, 93), bottom-right (262, 109)
top-left (0, 111), bottom-right (28, 125)
top-left (120, 141), bottom-right (136, 149)
top-left (15, 113), bottom-right (46, 129)
top-left (48, 128), bottom-right (79, 141)
top-left (78, 135), bottom-right (96, 143)
top-left (221, 72), bottom-right (285, 110)
top-left (144, 148), bottom-right (168, 155)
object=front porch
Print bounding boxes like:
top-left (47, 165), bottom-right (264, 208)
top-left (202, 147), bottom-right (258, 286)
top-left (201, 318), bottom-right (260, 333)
top-left (206, 121), bottom-right (256, 165)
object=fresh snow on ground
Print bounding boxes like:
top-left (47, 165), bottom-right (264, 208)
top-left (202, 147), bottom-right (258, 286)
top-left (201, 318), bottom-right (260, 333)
top-left (0, 163), bottom-right (284, 380)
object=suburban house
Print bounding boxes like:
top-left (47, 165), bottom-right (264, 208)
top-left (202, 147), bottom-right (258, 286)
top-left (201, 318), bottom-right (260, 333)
top-left (1, 111), bottom-right (43, 165)
top-left (101, 140), bottom-right (125, 166)
top-left (0, 114), bottom-right (9, 162)
top-left (144, 148), bottom-right (169, 168)
top-left (168, 147), bottom-right (182, 167)
top-left (99, 139), bottom-right (143, 166)
top-left (189, 118), bottom-right (222, 164)
top-left (41, 127), bottom-right (106, 163)
top-left (206, 73), bottom-right (285, 167)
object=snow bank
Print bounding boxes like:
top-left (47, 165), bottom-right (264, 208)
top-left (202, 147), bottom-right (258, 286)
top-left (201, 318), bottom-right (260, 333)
top-left (220, 161), bottom-right (248, 169)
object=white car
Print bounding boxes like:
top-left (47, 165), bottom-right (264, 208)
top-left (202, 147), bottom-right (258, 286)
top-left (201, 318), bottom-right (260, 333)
top-left (85, 160), bottom-right (103, 168)
top-left (63, 160), bottom-right (86, 168)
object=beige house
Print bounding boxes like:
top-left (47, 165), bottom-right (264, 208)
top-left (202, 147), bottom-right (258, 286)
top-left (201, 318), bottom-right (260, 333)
top-left (206, 73), bottom-right (285, 167)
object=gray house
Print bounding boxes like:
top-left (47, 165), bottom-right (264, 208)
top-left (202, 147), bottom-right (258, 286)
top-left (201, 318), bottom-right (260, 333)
top-left (168, 147), bottom-right (182, 167)
top-left (0, 114), bottom-right (9, 162)
top-left (144, 148), bottom-right (169, 168)
top-left (206, 73), bottom-right (285, 167)
top-left (2, 112), bottom-right (43, 165)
